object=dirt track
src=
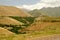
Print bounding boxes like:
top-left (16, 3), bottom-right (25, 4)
top-left (27, 34), bottom-right (60, 40)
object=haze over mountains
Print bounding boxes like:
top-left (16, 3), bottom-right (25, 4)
top-left (40, 7), bottom-right (60, 17)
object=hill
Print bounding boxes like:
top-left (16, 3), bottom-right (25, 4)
top-left (0, 27), bottom-right (14, 35)
top-left (0, 17), bottom-right (24, 25)
top-left (0, 27), bottom-right (15, 40)
top-left (21, 16), bottom-right (60, 34)
top-left (0, 6), bottom-right (31, 17)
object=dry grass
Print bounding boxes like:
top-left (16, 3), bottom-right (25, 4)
top-left (22, 22), bottom-right (60, 34)
top-left (0, 17), bottom-right (24, 25)
top-left (0, 27), bottom-right (15, 40)
top-left (0, 6), bottom-right (31, 17)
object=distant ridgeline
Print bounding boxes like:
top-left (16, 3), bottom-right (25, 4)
top-left (40, 7), bottom-right (60, 17)
top-left (28, 7), bottom-right (60, 17)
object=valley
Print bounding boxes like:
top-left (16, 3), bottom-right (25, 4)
top-left (0, 6), bottom-right (60, 40)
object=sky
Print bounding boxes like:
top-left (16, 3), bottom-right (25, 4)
top-left (0, 0), bottom-right (60, 10)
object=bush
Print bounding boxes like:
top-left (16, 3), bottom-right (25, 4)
top-left (0, 24), bottom-right (26, 34)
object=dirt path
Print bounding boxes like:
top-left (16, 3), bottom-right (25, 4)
top-left (27, 34), bottom-right (60, 40)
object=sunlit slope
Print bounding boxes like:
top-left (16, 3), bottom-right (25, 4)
top-left (0, 17), bottom-right (24, 25)
top-left (0, 27), bottom-right (14, 35)
top-left (0, 6), bottom-right (31, 17)
top-left (0, 27), bottom-right (15, 40)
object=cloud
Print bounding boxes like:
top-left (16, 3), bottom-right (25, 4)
top-left (16, 0), bottom-right (60, 10)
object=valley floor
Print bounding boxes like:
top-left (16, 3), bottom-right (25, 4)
top-left (12, 34), bottom-right (60, 40)
top-left (27, 34), bottom-right (60, 40)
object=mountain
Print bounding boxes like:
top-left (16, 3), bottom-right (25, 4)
top-left (40, 7), bottom-right (60, 17)
top-left (0, 6), bottom-right (31, 17)
top-left (28, 9), bottom-right (42, 17)
top-left (28, 7), bottom-right (60, 17)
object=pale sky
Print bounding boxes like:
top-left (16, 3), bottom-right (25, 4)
top-left (0, 0), bottom-right (40, 6)
top-left (0, 0), bottom-right (60, 10)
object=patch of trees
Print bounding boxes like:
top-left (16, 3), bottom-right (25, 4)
top-left (36, 19), bottom-right (60, 22)
top-left (0, 17), bottom-right (36, 34)
top-left (10, 16), bottom-right (36, 24)
top-left (0, 24), bottom-right (28, 34)
top-left (41, 19), bottom-right (60, 22)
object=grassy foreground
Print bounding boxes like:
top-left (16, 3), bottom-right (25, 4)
top-left (0, 25), bottom-right (60, 40)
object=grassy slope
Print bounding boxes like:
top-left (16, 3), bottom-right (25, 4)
top-left (0, 17), bottom-right (24, 25)
top-left (0, 27), bottom-right (15, 40)
top-left (0, 6), bottom-right (31, 17)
